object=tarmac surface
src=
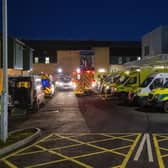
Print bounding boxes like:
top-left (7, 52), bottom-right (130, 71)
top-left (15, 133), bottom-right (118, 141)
top-left (2, 90), bottom-right (168, 167)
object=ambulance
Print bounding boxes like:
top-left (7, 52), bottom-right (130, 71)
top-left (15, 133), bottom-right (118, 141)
top-left (148, 80), bottom-right (168, 112)
top-left (134, 73), bottom-right (168, 106)
top-left (116, 67), bottom-right (154, 101)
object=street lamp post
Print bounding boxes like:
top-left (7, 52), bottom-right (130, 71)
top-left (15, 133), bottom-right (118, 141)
top-left (1, 0), bottom-right (8, 142)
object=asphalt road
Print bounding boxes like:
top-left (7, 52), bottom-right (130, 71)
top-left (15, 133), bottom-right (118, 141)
top-left (2, 90), bottom-right (168, 167)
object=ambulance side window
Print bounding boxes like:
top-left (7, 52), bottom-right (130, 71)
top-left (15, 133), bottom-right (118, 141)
top-left (149, 78), bottom-right (164, 90)
top-left (166, 78), bottom-right (168, 83)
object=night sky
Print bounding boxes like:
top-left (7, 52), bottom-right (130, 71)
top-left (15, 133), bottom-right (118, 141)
top-left (0, 0), bottom-right (168, 41)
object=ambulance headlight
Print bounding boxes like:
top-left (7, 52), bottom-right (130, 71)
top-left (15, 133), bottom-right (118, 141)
top-left (106, 86), bottom-right (110, 90)
top-left (59, 82), bottom-right (63, 86)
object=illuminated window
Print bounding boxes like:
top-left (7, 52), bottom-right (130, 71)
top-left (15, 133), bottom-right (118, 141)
top-left (35, 57), bottom-right (39, 64)
top-left (45, 57), bottom-right (50, 64)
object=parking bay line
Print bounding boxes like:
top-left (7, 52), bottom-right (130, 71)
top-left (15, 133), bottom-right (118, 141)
top-left (134, 133), bottom-right (154, 162)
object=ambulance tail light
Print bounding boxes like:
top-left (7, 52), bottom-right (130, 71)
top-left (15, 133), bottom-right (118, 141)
top-left (73, 82), bottom-right (77, 89)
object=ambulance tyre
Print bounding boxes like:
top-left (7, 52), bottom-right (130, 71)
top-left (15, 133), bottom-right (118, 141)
top-left (163, 101), bottom-right (168, 113)
top-left (139, 98), bottom-right (146, 107)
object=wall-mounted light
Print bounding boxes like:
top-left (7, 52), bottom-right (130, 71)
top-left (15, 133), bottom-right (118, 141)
top-left (98, 68), bottom-right (106, 73)
top-left (57, 68), bottom-right (62, 73)
top-left (137, 57), bottom-right (141, 61)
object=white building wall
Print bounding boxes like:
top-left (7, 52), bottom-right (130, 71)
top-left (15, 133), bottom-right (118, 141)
top-left (142, 26), bottom-right (168, 58)
top-left (162, 26), bottom-right (168, 53)
top-left (142, 26), bottom-right (162, 57)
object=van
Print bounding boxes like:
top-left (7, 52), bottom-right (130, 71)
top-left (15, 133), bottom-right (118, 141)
top-left (148, 81), bottom-right (168, 112)
top-left (8, 75), bottom-right (45, 113)
top-left (134, 73), bottom-right (168, 106)
top-left (116, 68), bottom-right (154, 101)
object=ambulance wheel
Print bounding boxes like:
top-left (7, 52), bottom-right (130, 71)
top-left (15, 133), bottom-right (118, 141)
top-left (163, 101), bottom-right (168, 113)
top-left (139, 99), bottom-right (146, 107)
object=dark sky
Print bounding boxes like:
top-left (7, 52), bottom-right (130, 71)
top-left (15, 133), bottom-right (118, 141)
top-left (0, 0), bottom-right (168, 41)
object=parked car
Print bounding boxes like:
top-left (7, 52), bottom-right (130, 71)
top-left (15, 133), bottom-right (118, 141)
top-left (56, 75), bottom-right (74, 90)
top-left (8, 75), bottom-right (45, 113)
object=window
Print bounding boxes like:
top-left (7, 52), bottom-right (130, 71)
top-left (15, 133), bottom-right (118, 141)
top-left (150, 78), bottom-right (164, 90)
top-left (126, 57), bottom-right (130, 63)
top-left (140, 77), bottom-right (153, 88)
top-left (164, 80), bottom-right (168, 88)
top-left (34, 57), bottom-right (39, 64)
top-left (125, 77), bottom-right (137, 85)
top-left (45, 57), bottom-right (50, 64)
top-left (144, 46), bottom-right (149, 56)
top-left (118, 57), bottom-right (122, 64)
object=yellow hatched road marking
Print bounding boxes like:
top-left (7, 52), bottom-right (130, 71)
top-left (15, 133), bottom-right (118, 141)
top-left (25, 158), bottom-right (67, 168)
top-left (0, 133), bottom-right (141, 168)
top-left (1, 134), bottom-right (53, 160)
top-left (15, 150), bottom-right (44, 157)
top-left (51, 132), bottom-right (139, 136)
top-left (73, 151), bottom-right (106, 159)
top-left (15, 135), bottom-right (83, 157)
top-left (161, 154), bottom-right (168, 158)
top-left (5, 136), bottom-right (130, 156)
top-left (56, 134), bottom-right (126, 157)
top-left (111, 145), bottom-right (132, 152)
top-left (120, 133), bottom-right (141, 168)
top-left (101, 134), bottom-right (135, 142)
top-left (16, 143), bottom-right (83, 157)
top-left (160, 147), bottom-right (168, 152)
top-left (31, 144), bottom-right (93, 168)
top-left (74, 137), bottom-right (117, 144)
top-left (39, 143), bottom-right (83, 151)
top-left (40, 136), bottom-right (62, 142)
top-left (40, 134), bottom-right (78, 142)
top-left (157, 135), bottom-right (168, 142)
top-left (37, 134), bottom-right (54, 142)
top-left (2, 159), bottom-right (18, 168)
top-left (112, 165), bottom-right (121, 168)
top-left (153, 134), bottom-right (165, 168)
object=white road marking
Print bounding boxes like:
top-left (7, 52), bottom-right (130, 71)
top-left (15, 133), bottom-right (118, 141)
top-left (146, 133), bottom-right (154, 162)
top-left (134, 134), bottom-right (146, 161)
top-left (134, 133), bottom-right (154, 162)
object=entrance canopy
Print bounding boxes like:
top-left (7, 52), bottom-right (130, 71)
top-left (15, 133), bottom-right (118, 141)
top-left (124, 54), bottom-right (168, 68)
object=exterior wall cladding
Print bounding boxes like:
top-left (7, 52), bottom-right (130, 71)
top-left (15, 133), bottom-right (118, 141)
top-left (24, 40), bottom-right (141, 75)
top-left (142, 26), bottom-right (168, 57)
